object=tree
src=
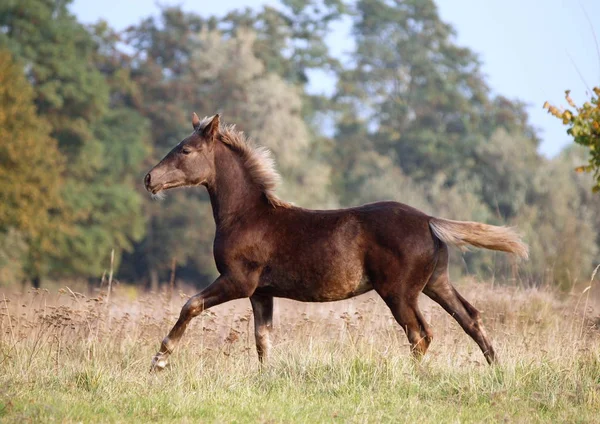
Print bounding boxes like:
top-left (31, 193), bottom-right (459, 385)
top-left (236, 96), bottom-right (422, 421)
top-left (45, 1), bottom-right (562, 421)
top-left (49, 107), bottom-right (149, 276)
top-left (221, 0), bottom-right (345, 85)
top-left (0, 49), bottom-right (65, 284)
top-left (0, 0), bottom-right (109, 152)
top-left (0, 0), bottom-right (148, 282)
top-left (516, 147), bottom-right (598, 290)
top-left (473, 129), bottom-right (541, 220)
top-left (544, 88), bottom-right (600, 192)
top-left (335, 0), bottom-right (487, 179)
top-left (334, 0), bottom-right (539, 187)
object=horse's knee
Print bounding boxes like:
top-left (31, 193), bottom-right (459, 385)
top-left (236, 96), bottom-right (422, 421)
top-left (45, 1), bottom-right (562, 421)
top-left (180, 296), bottom-right (204, 319)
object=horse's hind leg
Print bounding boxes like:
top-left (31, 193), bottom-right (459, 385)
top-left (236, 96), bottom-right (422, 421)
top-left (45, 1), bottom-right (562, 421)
top-left (422, 247), bottom-right (496, 364)
top-left (151, 275), bottom-right (248, 371)
top-left (380, 294), bottom-right (433, 358)
top-left (374, 267), bottom-right (434, 359)
top-left (250, 294), bottom-right (273, 364)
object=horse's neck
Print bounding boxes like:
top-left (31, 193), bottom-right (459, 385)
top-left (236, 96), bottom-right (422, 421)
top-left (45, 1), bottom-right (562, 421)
top-left (207, 142), bottom-right (267, 228)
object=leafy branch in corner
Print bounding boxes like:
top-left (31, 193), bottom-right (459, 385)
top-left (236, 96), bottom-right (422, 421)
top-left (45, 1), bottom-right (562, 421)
top-left (544, 87), bottom-right (600, 192)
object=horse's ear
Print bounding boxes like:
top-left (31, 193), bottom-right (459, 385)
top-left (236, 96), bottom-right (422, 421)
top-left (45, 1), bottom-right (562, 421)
top-left (203, 114), bottom-right (220, 139)
top-left (192, 112), bottom-right (201, 131)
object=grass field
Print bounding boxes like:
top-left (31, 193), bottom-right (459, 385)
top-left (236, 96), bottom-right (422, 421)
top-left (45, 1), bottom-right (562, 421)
top-left (1, 277), bottom-right (599, 423)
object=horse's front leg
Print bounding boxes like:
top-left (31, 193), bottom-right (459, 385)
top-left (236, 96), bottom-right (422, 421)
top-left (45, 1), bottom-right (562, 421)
top-left (151, 275), bottom-right (250, 370)
top-left (250, 294), bottom-right (273, 364)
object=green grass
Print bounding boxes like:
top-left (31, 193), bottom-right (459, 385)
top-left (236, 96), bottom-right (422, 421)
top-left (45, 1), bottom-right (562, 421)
top-left (1, 283), bottom-right (599, 423)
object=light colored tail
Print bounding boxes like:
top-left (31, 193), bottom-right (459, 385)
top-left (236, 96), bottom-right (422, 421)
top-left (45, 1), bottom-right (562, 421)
top-left (429, 217), bottom-right (529, 259)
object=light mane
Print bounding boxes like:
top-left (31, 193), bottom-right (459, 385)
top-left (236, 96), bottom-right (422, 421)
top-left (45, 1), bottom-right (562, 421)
top-left (197, 116), bottom-right (291, 208)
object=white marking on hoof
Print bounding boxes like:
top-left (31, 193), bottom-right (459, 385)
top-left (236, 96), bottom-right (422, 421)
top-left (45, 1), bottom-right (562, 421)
top-left (150, 355), bottom-right (168, 371)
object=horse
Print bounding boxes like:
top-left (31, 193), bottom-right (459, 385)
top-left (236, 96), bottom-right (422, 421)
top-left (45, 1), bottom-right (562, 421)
top-left (144, 113), bottom-right (528, 370)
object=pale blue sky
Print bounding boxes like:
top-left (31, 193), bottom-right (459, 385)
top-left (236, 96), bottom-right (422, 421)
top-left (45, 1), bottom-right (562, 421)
top-left (72, 0), bottom-right (600, 157)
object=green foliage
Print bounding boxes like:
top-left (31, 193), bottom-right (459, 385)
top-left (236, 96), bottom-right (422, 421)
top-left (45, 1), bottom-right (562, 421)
top-left (222, 0), bottom-right (345, 85)
top-left (48, 107), bottom-right (149, 276)
top-left (0, 0), bottom-right (148, 281)
top-left (337, 0), bottom-right (487, 180)
top-left (473, 129), bottom-right (540, 219)
top-left (0, 0), bottom-right (598, 290)
top-left (335, 0), bottom-right (539, 185)
top-left (0, 0), bottom-right (109, 143)
top-left (545, 88), bottom-right (600, 192)
top-left (519, 147), bottom-right (599, 289)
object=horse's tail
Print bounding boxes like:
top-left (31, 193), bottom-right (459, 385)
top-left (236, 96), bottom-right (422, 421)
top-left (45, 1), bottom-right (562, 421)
top-left (429, 217), bottom-right (529, 259)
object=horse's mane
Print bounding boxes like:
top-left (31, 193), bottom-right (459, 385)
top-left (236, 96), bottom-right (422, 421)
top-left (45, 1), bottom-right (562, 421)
top-left (197, 116), bottom-right (291, 208)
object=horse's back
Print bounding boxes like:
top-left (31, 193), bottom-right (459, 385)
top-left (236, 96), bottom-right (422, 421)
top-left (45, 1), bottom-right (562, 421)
top-left (274, 200), bottom-right (434, 259)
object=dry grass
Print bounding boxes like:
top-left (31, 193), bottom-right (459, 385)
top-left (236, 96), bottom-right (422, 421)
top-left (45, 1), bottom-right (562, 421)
top-left (1, 278), bottom-right (599, 423)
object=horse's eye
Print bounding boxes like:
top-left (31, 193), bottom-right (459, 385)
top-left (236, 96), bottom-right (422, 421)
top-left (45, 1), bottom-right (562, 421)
top-left (182, 148), bottom-right (192, 155)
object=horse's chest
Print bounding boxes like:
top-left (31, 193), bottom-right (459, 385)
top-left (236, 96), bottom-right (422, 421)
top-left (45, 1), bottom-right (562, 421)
top-left (213, 233), bottom-right (268, 274)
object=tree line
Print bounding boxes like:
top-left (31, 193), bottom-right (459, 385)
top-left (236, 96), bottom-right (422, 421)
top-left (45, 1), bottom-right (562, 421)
top-left (0, 0), bottom-right (598, 290)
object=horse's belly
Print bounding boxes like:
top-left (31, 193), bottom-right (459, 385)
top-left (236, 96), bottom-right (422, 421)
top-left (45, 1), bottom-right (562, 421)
top-left (257, 264), bottom-right (372, 302)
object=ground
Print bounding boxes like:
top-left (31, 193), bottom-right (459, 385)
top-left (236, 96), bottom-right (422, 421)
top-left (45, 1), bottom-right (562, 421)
top-left (1, 279), bottom-right (599, 423)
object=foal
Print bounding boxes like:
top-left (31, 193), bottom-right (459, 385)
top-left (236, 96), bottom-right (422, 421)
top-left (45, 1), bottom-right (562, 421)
top-left (144, 113), bottom-right (528, 370)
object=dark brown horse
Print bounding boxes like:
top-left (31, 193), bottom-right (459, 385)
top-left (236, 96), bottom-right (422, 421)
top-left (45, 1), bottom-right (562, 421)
top-left (144, 113), bottom-right (528, 370)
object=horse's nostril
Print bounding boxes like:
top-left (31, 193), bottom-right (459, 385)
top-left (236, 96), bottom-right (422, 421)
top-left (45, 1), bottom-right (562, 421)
top-left (144, 173), bottom-right (151, 188)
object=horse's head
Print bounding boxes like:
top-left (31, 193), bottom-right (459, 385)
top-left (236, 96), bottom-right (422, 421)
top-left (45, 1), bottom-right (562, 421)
top-left (144, 113), bottom-right (220, 196)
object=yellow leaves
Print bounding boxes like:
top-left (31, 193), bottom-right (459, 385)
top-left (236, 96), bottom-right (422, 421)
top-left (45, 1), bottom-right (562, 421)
top-left (0, 49), bottom-right (66, 240)
top-left (546, 87), bottom-right (600, 192)
top-left (543, 102), bottom-right (563, 119)
top-left (565, 90), bottom-right (576, 108)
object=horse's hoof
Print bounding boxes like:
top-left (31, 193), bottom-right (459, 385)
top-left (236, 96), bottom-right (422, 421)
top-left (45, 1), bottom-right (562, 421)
top-left (150, 355), bottom-right (168, 372)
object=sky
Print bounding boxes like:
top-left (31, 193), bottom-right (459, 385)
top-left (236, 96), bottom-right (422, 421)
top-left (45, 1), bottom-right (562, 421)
top-left (71, 0), bottom-right (600, 158)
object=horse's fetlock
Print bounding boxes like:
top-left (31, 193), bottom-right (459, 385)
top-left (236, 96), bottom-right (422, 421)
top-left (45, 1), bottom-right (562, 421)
top-left (161, 337), bottom-right (174, 353)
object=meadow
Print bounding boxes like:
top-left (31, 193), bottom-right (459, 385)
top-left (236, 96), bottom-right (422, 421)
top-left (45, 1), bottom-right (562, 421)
top-left (1, 276), bottom-right (599, 423)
